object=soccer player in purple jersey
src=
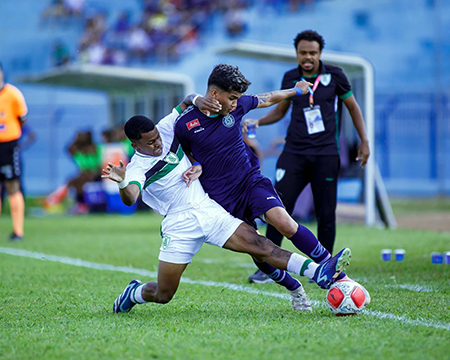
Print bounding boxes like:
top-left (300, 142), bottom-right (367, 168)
top-left (175, 64), bottom-right (351, 300)
top-left (103, 94), bottom-right (351, 313)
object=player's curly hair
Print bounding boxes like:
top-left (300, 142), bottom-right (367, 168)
top-left (294, 30), bottom-right (325, 51)
top-left (124, 115), bottom-right (155, 141)
top-left (207, 64), bottom-right (251, 94)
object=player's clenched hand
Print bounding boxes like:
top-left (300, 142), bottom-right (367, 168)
top-left (102, 160), bottom-right (126, 183)
top-left (182, 164), bottom-right (202, 187)
top-left (196, 96), bottom-right (222, 116)
top-left (294, 80), bottom-right (313, 95)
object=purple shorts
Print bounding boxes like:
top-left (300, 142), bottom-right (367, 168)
top-left (226, 175), bottom-right (284, 228)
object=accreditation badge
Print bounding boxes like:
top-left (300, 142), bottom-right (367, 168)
top-left (303, 105), bottom-right (325, 135)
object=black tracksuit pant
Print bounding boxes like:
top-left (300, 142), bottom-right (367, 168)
top-left (266, 152), bottom-right (340, 255)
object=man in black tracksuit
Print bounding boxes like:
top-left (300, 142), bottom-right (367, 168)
top-left (247, 30), bottom-right (370, 283)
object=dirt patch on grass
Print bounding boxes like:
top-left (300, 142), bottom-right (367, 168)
top-left (336, 203), bottom-right (450, 232)
top-left (395, 213), bottom-right (450, 232)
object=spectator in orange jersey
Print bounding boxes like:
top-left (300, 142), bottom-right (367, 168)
top-left (0, 63), bottom-right (28, 241)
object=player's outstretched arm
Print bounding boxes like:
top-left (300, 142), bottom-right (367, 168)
top-left (102, 160), bottom-right (140, 206)
top-left (255, 80), bottom-right (312, 109)
top-left (244, 99), bottom-right (291, 130)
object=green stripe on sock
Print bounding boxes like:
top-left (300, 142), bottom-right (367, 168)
top-left (300, 259), bottom-right (313, 276)
top-left (132, 286), bottom-right (139, 304)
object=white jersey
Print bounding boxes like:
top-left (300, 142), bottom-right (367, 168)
top-left (123, 108), bottom-right (208, 216)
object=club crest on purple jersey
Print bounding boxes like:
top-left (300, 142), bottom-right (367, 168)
top-left (222, 114), bottom-right (235, 128)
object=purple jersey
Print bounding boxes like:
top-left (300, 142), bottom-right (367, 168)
top-left (175, 95), bottom-right (284, 225)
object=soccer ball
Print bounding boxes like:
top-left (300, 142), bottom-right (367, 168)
top-left (326, 279), bottom-right (371, 316)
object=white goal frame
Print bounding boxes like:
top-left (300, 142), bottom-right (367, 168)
top-left (216, 41), bottom-right (396, 228)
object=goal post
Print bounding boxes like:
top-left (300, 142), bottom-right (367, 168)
top-left (216, 41), bottom-right (396, 228)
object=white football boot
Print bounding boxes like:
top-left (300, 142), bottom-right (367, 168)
top-left (290, 284), bottom-right (312, 311)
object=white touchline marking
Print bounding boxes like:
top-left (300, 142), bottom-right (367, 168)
top-left (352, 277), bottom-right (436, 293)
top-left (384, 284), bottom-right (435, 292)
top-left (1, 247), bottom-right (449, 331)
top-left (359, 310), bottom-right (450, 331)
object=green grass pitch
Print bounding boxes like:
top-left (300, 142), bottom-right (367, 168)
top-left (1, 211), bottom-right (449, 360)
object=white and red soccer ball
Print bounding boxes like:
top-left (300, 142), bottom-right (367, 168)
top-left (326, 279), bottom-right (371, 316)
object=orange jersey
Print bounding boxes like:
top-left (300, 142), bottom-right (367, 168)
top-left (0, 84), bottom-right (28, 142)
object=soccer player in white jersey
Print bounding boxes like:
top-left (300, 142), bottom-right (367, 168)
top-left (102, 94), bottom-right (351, 313)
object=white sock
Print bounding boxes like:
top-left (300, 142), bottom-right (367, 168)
top-left (132, 285), bottom-right (148, 304)
top-left (287, 253), bottom-right (319, 279)
top-left (303, 262), bottom-right (319, 279)
top-left (286, 253), bottom-right (314, 276)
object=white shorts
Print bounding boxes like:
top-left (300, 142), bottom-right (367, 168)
top-left (159, 197), bottom-right (243, 264)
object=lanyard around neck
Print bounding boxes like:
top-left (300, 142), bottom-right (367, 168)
top-left (302, 74), bottom-right (322, 108)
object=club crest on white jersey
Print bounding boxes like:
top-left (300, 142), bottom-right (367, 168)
top-left (164, 151), bottom-right (180, 165)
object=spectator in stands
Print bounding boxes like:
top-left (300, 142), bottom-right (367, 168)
top-left (64, 0), bottom-right (86, 18)
top-left (224, 0), bottom-right (249, 37)
top-left (289, 0), bottom-right (315, 12)
top-left (79, 12), bottom-right (107, 51)
top-left (246, 30), bottom-right (369, 283)
top-left (41, 0), bottom-right (69, 26)
top-left (112, 125), bottom-right (134, 159)
top-left (66, 131), bottom-right (102, 214)
top-left (76, 41), bottom-right (90, 63)
top-left (127, 25), bottom-right (154, 61)
top-left (72, 0), bottom-right (292, 66)
top-left (98, 128), bottom-right (131, 201)
top-left (115, 11), bottom-right (132, 34)
top-left (41, 0), bottom-right (85, 25)
top-left (86, 40), bottom-right (107, 64)
top-left (100, 48), bottom-right (127, 65)
top-left (106, 10), bottom-right (132, 52)
top-left (0, 63), bottom-right (28, 241)
top-left (52, 40), bottom-right (71, 67)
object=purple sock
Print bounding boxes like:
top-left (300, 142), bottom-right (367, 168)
top-left (254, 260), bottom-right (300, 291)
top-left (289, 226), bottom-right (348, 278)
top-left (289, 225), bottom-right (330, 263)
